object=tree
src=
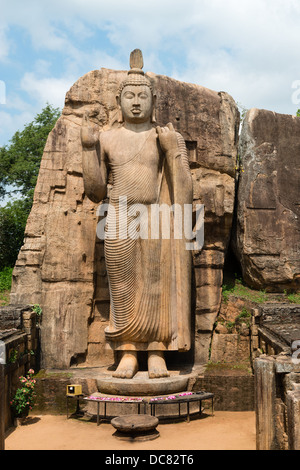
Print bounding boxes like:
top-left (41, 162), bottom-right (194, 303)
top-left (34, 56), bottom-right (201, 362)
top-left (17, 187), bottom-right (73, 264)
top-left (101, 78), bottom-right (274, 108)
top-left (0, 104), bottom-right (60, 269)
top-left (0, 199), bottom-right (32, 269)
top-left (0, 103), bottom-right (60, 201)
top-left (297, 109), bottom-right (300, 117)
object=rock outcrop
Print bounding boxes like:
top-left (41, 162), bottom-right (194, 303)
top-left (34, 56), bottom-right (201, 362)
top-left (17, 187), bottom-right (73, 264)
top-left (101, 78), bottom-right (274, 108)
top-left (234, 109), bottom-right (300, 292)
top-left (10, 68), bottom-right (239, 368)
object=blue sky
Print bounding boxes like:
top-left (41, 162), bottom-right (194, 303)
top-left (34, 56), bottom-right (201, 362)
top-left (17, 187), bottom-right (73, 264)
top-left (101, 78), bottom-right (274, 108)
top-left (0, 0), bottom-right (300, 148)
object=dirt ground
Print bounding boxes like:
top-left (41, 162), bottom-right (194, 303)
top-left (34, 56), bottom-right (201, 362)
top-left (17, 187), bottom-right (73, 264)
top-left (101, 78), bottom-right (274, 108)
top-left (4, 411), bottom-right (256, 451)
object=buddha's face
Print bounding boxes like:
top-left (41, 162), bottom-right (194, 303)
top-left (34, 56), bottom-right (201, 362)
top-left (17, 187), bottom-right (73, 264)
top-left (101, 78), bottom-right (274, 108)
top-left (120, 85), bottom-right (153, 124)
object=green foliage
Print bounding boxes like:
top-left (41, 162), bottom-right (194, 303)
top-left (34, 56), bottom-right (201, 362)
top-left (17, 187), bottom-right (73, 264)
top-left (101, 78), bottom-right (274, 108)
top-left (0, 104), bottom-right (60, 269)
top-left (225, 321), bottom-right (235, 331)
top-left (284, 290), bottom-right (300, 304)
top-left (8, 349), bottom-right (18, 364)
top-left (222, 283), bottom-right (234, 303)
top-left (10, 369), bottom-right (36, 417)
top-left (218, 307), bottom-right (252, 334)
top-left (0, 292), bottom-right (9, 306)
top-left (0, 104), bottom-right (60, 199)
top-left (32, 304), bottom-right (43, 325)
top-left (0, 266), bottom-right (13, 291)
top-left (32, 304), bottom-right (42, 316)
top-left (0, 198), bottom-right (32, 269)
top-left (237, 307), bottom-right (251, 320)
top-left (296, 109), bottom-right (300, 117)
top-left (222, 275), bottom-right (268, 304)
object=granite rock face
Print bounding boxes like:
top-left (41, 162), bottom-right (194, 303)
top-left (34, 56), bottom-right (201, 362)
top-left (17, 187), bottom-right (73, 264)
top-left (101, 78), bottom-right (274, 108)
top-left (234, 109), bottom-right (300, 292)
top-left (10, 68), bottom-right (239, 368)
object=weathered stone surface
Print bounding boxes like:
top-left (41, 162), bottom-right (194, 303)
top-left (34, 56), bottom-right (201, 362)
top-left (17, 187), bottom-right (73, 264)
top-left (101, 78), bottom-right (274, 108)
top-left (254, 356), bottom-right (277, 450)
top-left (255, 354), bottom-right (300, 450)
top-left (97, 372), bottom-right (191, 396)
top-left (210, 333), bottom-right (250, 363)
top-left (0, 305), bottom-right (33, 331)
top-left (234, 108), bottom-right (300, 291)
top-left (194, 374), bottom-right (254, 411)
top-left (256, 303), bottom-right (300, 357)
top-left (10, 68), bottom-right (239, 368)
top-left (287, 389), bottom-right (300, 450)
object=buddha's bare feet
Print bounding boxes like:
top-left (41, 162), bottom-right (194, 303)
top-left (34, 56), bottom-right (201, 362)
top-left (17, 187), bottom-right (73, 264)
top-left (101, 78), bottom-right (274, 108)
top-left (112, 351), bottom-right (138, 379)
top-left (148, 351), bottom-right (170, 379)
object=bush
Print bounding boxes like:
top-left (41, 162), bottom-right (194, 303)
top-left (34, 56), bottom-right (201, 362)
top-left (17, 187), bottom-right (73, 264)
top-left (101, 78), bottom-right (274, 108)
top-left (0, 266), bottom-right (13, 291)
top-left (10, 369), bottom-right (36, 417)
top-left (0, 197), bottom-right (33, 270)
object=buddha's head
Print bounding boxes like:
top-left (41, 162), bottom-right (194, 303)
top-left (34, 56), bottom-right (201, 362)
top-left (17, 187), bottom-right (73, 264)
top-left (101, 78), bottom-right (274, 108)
top-left (116, 49), bottom-right (156, 124)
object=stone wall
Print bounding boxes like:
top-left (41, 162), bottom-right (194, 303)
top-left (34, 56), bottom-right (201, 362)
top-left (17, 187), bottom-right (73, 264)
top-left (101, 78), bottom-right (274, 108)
top-left (9, 68), bottom-right (239, 369)
top-left (234, 109), bottom-right (300, 292)
top-left (194, 374), bottom-right (254, 411)
top-left (255, 355), bottom-right (300, 450)
top-left (0, 306), bottom-right (39, 430)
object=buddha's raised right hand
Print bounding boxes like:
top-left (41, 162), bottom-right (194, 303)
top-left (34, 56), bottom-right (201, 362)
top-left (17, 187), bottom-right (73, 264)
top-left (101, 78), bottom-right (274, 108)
top-left (81, 111), bottom-right (99, 148)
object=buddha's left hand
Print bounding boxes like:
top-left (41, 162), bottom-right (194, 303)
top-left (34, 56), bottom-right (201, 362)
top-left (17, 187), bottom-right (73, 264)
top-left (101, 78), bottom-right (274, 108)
top-left (156, 123), bottom-right (180, 157)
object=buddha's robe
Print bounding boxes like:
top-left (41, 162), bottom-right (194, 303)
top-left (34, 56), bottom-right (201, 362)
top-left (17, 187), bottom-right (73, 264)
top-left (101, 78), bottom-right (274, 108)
top-left (104, 127), bottom-right (193, 352)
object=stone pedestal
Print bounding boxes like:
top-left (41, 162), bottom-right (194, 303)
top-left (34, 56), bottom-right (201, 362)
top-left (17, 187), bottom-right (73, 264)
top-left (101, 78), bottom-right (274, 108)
top-left (97, 371), bottom-right (193, 396)
top-left (111, 414), bottom-right (159, 441)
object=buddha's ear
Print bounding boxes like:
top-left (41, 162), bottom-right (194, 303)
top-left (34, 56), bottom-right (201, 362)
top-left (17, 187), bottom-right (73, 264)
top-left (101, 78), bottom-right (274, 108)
top-left (151, 94), bottom-right (157, 123)
top-left (116, 94), bottom-right (123, 123)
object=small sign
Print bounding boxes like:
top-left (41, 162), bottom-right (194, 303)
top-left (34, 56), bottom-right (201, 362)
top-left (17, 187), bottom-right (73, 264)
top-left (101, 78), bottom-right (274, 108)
top-left (66, 384), bottom-right (82, 396)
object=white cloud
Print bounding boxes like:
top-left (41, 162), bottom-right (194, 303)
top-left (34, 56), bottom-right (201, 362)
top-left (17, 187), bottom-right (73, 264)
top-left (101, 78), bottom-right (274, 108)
top-left (0, 0), bottom-right (299, 132)
top-left (0, 26), bottom-right (10, 62)
top-left (20, 73), bottom-right (75, 109)
top-left (0, 109), bottom-right (34, 145)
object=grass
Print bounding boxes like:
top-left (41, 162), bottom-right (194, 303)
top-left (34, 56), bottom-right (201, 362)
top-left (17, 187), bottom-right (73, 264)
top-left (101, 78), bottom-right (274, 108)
top-left (35, 369), bottom-right (73, 379)
top-left (284, 290), bottom-right (300, 304)
top-left (222, 276), bottom-right (268, 304)
top-left (0, 267), bottom-right (13, 292)
top-left (0, 267), bottom-right (13, 306)
top-left (0, 290), bottom-right (10, 306)
top-left (222, 274), bottom-right (300, 306)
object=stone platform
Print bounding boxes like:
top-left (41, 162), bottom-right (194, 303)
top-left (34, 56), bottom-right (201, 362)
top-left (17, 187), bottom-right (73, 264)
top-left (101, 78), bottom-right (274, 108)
top-left (65, 365), bottom-right (202, 397)
top-left (111, 415), bottom-right (160, 441)
top-left (63, 367), bottom-right (204, 421)
top-left (83, 390), bottom-right (214, 421)
top-left (97, 371), bottom-right (195, 396)
top-left (33, 364), bottom-right (256, 414)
